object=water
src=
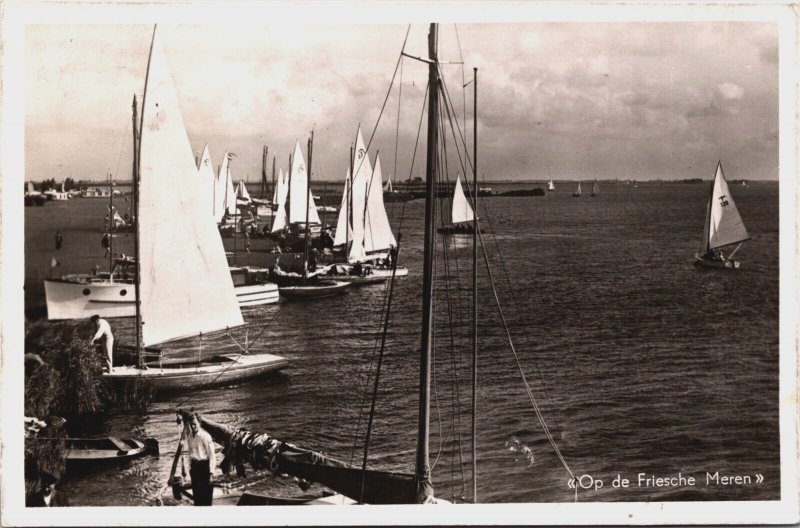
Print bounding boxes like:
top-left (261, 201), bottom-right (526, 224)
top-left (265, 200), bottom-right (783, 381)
top-left (38, 182), bottom-right (780, 504)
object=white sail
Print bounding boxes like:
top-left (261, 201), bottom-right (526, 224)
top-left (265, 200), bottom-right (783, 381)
top-left (219, 154), bottom-right (237, 217)
top-left (363, 155), bottom-right (396, 252)
top-left (348, 128), bottom-right (371, 262)
top-left (705, 162), bottom-right (750, 250)
top-left (451, 174), bottom-right (474, 225)
top-left (384, 178), bottom-right (393, 192)
top-left (333, 168), bottom-right (353, 246)
top-left (236, 180), bottom-right (251, 201)
top-left (575, 182), bottom-right (582, 195)
top-left (287, 141), bottom-right (321, 225)
top-left (197, 144), bottom-right (216, 219)
top-left (137, 29), bottom-right (242, 347)
top-left (271, 169), bottom-right (289, 232)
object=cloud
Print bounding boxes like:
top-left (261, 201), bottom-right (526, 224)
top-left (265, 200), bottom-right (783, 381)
top-left (716, 83), bottom-right (745, 101)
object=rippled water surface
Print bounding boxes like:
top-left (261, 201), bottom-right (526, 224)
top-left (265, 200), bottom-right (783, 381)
top-left (28, 182), bottom-right (780, 505)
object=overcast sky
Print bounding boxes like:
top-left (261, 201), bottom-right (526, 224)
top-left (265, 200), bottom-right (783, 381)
top-left (24, 20), bottom-right (778, 182)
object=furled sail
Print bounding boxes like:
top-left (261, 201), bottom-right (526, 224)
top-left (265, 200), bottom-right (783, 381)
top-left (197, 144), bottom-right (216, 219)
top-left (137, 29), bottom-right (242, 347)
top-left (363, 155), bottom-right (396, 253)
top-left (287, 141), bottom-right (321, 225)
top-left (194, 413), bottom-right (416, 505)
top-left (271, 169), bottom-right (289, 233)
top-left (705, 162), bottom-right (750, 250)
top-left (333, 168), bottom-right (353, 246)
top-left (450, 174), bottom-right (474, 225)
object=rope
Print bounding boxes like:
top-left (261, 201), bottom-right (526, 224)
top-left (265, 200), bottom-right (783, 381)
top-left (476, 227), bottom-right (576, 485)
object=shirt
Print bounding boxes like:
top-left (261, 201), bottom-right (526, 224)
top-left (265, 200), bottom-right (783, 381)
top-left (92, 319), bottom-right (113, 342)
top-left (186, 428), bottom-right (216, 469)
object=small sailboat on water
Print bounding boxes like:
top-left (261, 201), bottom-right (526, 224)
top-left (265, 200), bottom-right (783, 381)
top-left (572, 181), bottom-right (582, 197)
top-left (105, 27), bottom-right (287, 391)
top-left (437, 173), bottom-right (475, 234)
top-left (694, 161), bottom-right (750, 269)
top-left (590, 179), bottom-right (599, 197)
top-left (548, 180), bottom-right (555, 191)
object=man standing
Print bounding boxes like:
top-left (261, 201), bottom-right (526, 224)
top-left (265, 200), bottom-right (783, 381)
top-left (90, 314), bottom-right (113, 372)
top-left (186, 414), bottom-right (216, 506)
top-left (101, 233), bottom-right (110, 257)
top-left (55, 230), bottom-right (63, 250)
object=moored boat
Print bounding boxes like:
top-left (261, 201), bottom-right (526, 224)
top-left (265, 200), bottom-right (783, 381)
top-left (65, 437), bottom-right (159, 468)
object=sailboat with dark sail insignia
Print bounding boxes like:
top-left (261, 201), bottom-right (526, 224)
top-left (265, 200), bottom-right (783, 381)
top-left (694, 161), bottom-right (750, 269)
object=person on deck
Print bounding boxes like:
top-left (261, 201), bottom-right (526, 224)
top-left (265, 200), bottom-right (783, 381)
top-left (186, 414), bottom-right (216, 506)
top-left (55, 230), bottom-right (63, 251)
top-left (101, 233), bottom-right (110, 257)
top-left (90, 314), bottom-right (113, 372)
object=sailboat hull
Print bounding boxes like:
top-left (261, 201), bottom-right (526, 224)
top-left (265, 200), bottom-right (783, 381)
top-left (45, 277), bottom-right (277, 318)
top-left (278, 281), bottom-right (350, 299)
top-left (694, 254), bottom-right (740, 269)
top-left (103, 353), bottom-right (288, 391)
top-left (44, 278), bottom-right (136, 320)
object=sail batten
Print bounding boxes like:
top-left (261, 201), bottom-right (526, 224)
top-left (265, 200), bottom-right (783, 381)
top-left (137, 30), bottom-right (242, 347)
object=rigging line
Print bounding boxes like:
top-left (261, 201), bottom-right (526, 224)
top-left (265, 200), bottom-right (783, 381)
top-left (439, 77), bottom-right (476, 213)
top-left (113, 118), bottom-right (130, 183)
top-left (476, 228), bottom-right (576, 485)
top-left (358, 238), bottom-right (403, 503)
top-left (393, 57), bottom-right (404, 197)
top-left (474, 190), bottom-right (563, 434)
top-left (361, 24), bottom-right (412, 173)
top-left (438, 71), bottom-right (473, 175)
top-left (394, 80), bottom-right (429, 236)
top-left (453, 24), bottom-right (467, 149)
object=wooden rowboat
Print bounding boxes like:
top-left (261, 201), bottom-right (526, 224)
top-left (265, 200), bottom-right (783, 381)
top-left (65, 437), bottom-right (159, 467)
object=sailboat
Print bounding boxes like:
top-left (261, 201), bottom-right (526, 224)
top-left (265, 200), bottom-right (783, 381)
top-left (437, 173), bottom-right (475, 234)
top-left (572, 181), bottom-right (582, 197)
top-left (328, 127), bottom-right (407, 281)
top-left (104, 27), bottom-right (287, 390)
top-left (548, 180), bottom-right (555, 192)
top-left (694, 161), bottom-right (750, 269)
top-left (590, 179), bottom-right (599, 197)
top-left (166, 23), bottom-right (574, 506)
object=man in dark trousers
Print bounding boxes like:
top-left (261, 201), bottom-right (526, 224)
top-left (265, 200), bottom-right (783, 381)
top-left (28, 473), bottom-right (69, 507)
top-left (186, 413), bottom-right (216, 505)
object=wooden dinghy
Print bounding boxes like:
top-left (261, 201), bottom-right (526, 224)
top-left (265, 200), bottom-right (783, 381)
top-left (65, 437), bottom-right (159, 467)
top-left (278, 281), bottom-right (350, 300)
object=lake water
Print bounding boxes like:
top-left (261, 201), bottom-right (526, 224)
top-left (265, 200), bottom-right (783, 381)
top-left (27, 181), bottom-right (780, 505)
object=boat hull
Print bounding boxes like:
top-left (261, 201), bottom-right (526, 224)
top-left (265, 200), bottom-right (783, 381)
top-left (65, 437), bottom-right (159, 468)
top-left (278, 281), bottom-right (350, 299)
top-left (235, 282), bottom-right (279, 306)
top-left (45, 277), bottom-right (277, 319)
top-left (44, 278), bottom-right (135, 320)
top-left (103, 353), bottom-right (288, 391)
top-left (694, 255), bottom-right (740, 269)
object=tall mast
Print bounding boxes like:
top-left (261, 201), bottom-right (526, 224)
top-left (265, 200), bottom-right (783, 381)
top-left (271, 155), bottom-right (276, 205)
top-left (107, 171), bottom-right (113, 273)
top-left (131, 95), bottom-right (142, 367)
top-left (347, 144), bottom-right (354, 256)
top-left (415, 21), bottom-right (438, 503)
top-left (261, 146), bottom-right (269, 200)
top-left (303, 131), bottom-right (314, 282)
top-left (471, 66), bottom-right (478, 503)
top-left (287, 153), bottom-right (293, 223)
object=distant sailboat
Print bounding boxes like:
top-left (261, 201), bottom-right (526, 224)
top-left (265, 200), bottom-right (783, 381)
top-left (437, 173), bottom-right (475, 234)
top-left (590, 179), bottom-right (599, 197)
top-left (548, 180), bottom-right (555, 191)
top-left (572, 181), bottom-right (582, 197)
top-left (694, 162), bottom-right (750, 269)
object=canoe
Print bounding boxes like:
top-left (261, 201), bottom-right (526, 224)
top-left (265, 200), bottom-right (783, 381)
top-left (65, 437), bottom-right (159, 467)
top-left (103, 353), bottom-right (288, 392)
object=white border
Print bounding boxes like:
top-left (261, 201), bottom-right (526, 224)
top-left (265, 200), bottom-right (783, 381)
top-left (2, 1), bottom-right (798, 526)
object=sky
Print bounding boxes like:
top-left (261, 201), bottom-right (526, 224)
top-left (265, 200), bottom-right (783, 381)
top-left (24, 18), bottom-right (779, 183)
